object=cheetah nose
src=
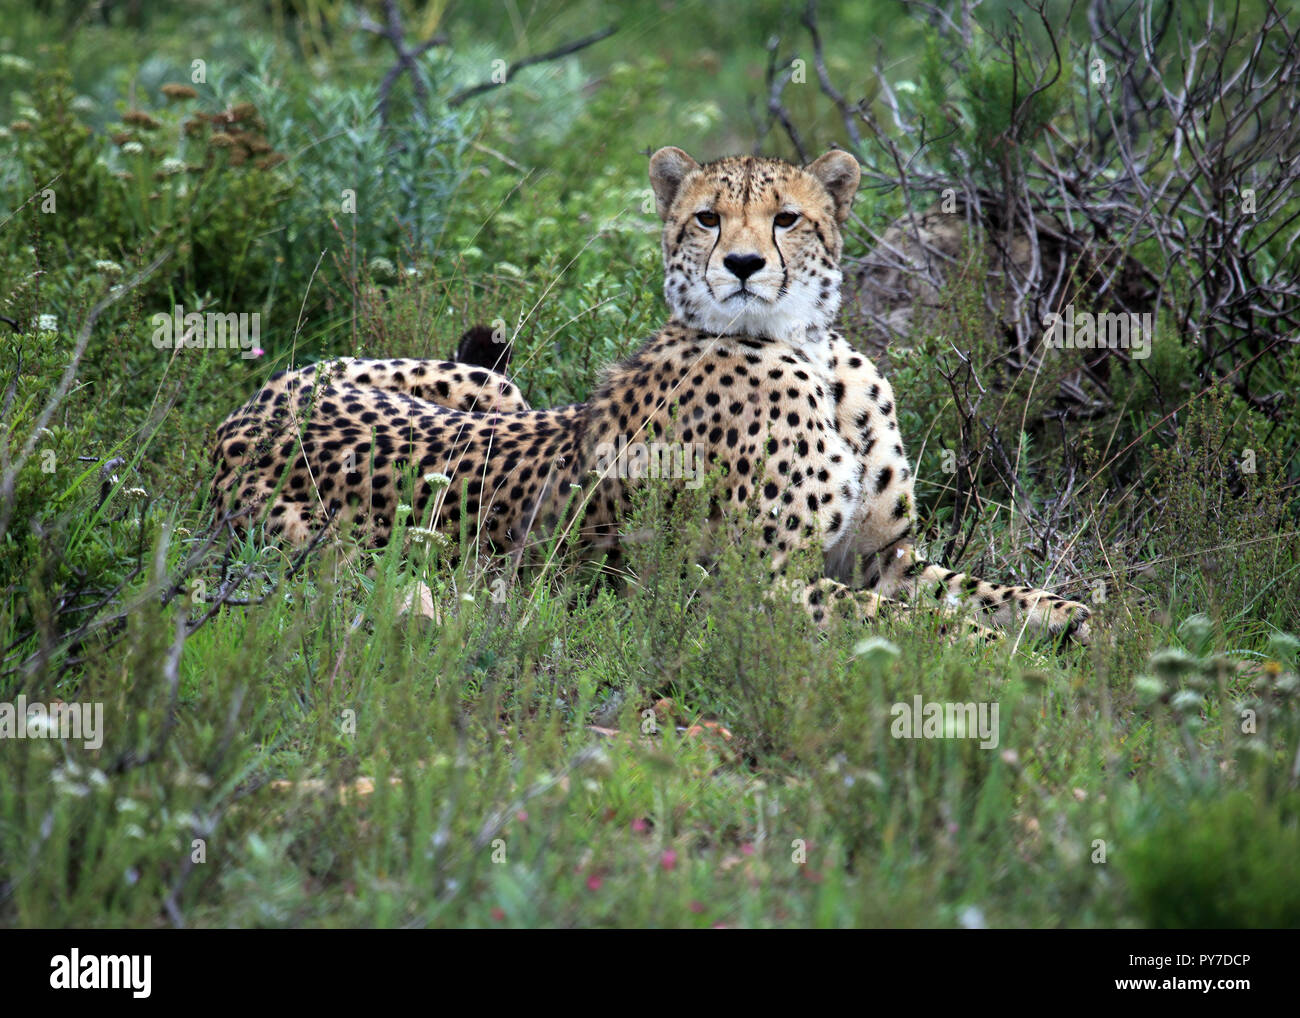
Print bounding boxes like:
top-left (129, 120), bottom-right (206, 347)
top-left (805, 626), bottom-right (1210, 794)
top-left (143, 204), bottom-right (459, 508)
top-left (723, 253), bottom-right (765, 281)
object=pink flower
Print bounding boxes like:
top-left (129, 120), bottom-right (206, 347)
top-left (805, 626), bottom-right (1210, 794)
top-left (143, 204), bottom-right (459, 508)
top-left (250, 347), bottom-right (265, 358)
top-left (491, 907), bottom-right (505, 921)
top-left (631, 817), bottom-right (649, 834)
top-left (586, 874), bottom-right (603, 891)
top-left (740, 842), bottom-right (755, 856)
top-left (689, 900), bottom-right (705, 914)
top-left (660, 849), bottom-right (678, 872)
top-left (515, 810), bottom-right (529, 823)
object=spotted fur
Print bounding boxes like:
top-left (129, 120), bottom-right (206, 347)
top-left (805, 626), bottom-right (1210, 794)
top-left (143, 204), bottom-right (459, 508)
top-left (212, 148), bottom-right (1090, 642)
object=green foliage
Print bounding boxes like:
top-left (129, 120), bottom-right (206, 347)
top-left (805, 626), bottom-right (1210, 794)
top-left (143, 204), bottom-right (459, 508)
top-left (917, 25), bottom-right (1068, 186)
top-left (1122, 790), bottom-right (1300, 928)
top-left (4, 69), bottom-right (292, 316)
top-left (1147, 386), bottom-right (1300, 629)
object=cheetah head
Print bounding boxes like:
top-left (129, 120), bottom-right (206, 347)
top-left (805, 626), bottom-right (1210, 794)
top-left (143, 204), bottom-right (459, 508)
top-left (648, 147), bottom-right (860, 342)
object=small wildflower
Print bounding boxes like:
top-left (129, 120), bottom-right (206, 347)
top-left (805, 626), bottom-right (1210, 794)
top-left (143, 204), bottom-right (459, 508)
top-left (1170, 689), bottom-right (1204, 716)
top-left (121, 141), bottom-right (144, 155)
top-left (852, 635), bottom-right (899, 665)
top-left (367, 257), bottom-right (397, 281)
top-left (94, 259), bottom-right (124, 277)
top-left (122, 110), bottom-right (162, 130)
top-left (1134, 674), bottom-right (1165, 702)
top-left (423, 472), bottom-right (451, 488)
top-left (158, 157), bottom-right (185, 176)
top-left (33, 313), bottom-right (58, 333)
top-left (660, 849), bottom-right (678, 872)
top-left (586, 874), bottom-right (602, 891)
top-left (1150, 647), bottom-right (1197, 681)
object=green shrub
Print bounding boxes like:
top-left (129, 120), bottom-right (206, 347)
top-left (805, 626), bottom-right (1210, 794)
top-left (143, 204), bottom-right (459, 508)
top-left (1122, 789), bottom-right (1300, 928)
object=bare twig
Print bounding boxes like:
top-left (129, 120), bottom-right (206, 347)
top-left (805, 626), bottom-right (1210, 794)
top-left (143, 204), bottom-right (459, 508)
top-left (448, 25), bottom-right (617, 108)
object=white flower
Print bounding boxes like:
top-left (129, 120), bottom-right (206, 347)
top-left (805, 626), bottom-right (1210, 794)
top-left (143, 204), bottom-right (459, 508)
top-left (159, 157), bottom-right (185, 176)
top-left (852, 636), bottom-right (900, 663)
top-left (367, 257), bottom-right (396, 279)
top-left (33, 313), bottom-right (57, 333)
top-left (52, 764), bottom-right (91, 798)
top-left (122, 141), bottom-right (144, 155)
top-left (94, 259), bottom-right (124, 277)
top-left (422, 472), bottom-right (450, 488)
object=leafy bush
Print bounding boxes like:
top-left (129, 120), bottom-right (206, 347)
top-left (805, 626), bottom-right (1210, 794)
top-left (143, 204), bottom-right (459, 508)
top-left (1122, 790), bottom-right (1300, 928)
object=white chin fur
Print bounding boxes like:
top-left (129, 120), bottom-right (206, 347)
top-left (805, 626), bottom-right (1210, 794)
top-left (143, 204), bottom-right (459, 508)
top-left (670, 273), bottom-right (841, 341)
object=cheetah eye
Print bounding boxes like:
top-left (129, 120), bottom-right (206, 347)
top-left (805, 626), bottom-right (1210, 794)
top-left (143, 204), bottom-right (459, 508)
top-left (695, 211), bottom-right (720, 228)
top-left (774, 211), bottom-right (800, 228)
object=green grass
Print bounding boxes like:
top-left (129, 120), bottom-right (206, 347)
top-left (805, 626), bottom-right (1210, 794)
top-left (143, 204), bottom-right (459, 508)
top-left (1, 0), bottom-right (1299, 928)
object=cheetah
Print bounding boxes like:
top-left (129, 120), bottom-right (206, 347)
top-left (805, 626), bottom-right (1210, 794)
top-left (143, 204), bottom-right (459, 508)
top-left (212, 147), bottom-right (1091, 642)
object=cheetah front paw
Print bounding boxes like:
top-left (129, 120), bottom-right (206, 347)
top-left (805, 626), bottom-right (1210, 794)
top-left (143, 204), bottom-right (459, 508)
top-left (1035, 598), bottom-right (1091, 644)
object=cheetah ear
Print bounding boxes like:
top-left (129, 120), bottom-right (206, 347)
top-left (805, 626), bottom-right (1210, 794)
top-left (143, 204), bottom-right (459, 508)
top-left (648, 147), bottom-right (699, 221)
top-left (807, 150), bottom-right (860, 223)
